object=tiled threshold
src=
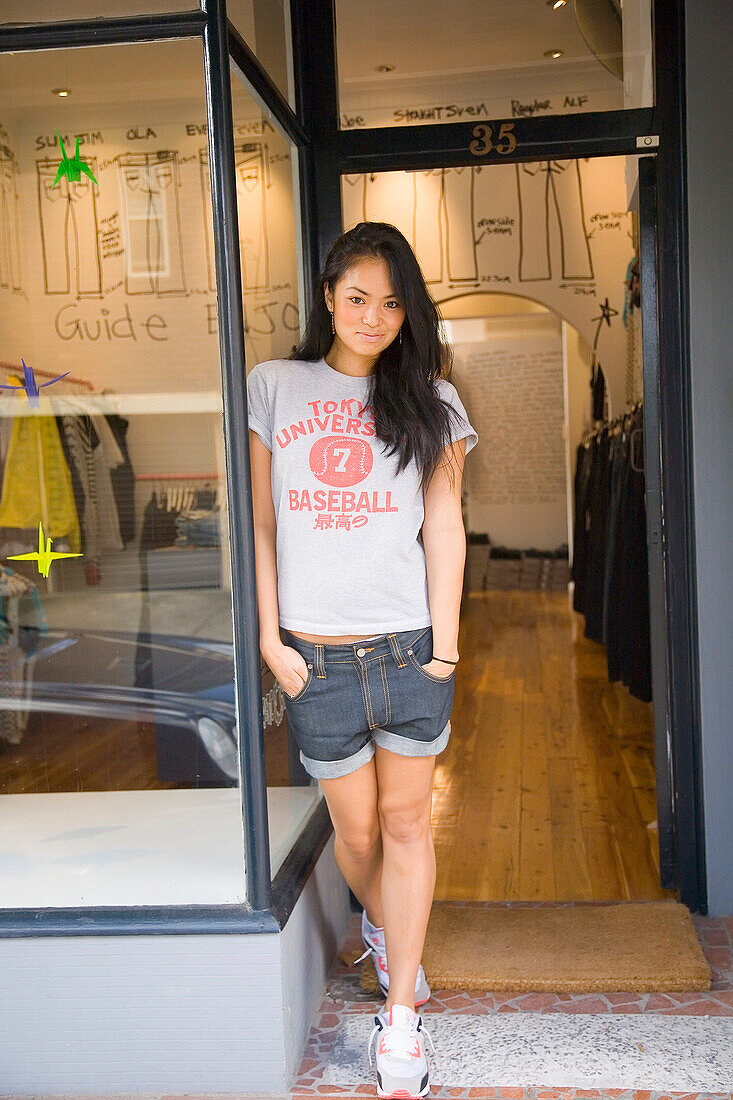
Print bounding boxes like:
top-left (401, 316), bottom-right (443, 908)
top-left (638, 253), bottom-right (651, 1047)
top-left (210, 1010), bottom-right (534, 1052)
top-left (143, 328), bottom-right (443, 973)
top-left (293, 906), bottom-right (733, 1100)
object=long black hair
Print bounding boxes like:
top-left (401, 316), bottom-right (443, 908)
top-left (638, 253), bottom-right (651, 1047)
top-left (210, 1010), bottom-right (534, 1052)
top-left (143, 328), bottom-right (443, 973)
top-left (288, 221), bottom-right (463, 495)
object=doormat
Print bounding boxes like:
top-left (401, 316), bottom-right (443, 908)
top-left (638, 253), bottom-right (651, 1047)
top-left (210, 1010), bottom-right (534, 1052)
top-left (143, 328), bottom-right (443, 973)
top-left (353, 902), bottom-right (710, 993)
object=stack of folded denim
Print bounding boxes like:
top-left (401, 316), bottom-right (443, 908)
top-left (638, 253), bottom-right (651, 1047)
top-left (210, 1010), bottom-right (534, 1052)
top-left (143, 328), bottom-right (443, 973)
top-left (174, 509), bottom-right (220, 548)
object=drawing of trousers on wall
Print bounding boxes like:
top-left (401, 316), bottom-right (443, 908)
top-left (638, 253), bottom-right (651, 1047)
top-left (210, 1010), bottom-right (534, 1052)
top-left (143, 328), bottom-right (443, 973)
top-left (413, 167), bottom-right (478, 285)
top-left (1, 145), bottom-right (22, 292)
top-left (516, 160), bottom-right (594, 282)
top-left (362, 170), bottom-right (415, 249)
top-left (37, 157), bottom-right (102, 297)
top-left (118, 152), bottom-right (186, 296)
top-left (354, 168), bottom-right (478, 286)
top-left (200, 144), bottom-right (269, 292)
top-left (341, 173), bottom-right (366, 233)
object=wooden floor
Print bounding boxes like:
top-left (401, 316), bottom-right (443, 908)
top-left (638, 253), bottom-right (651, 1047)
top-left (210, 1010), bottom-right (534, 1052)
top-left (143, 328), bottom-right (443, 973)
top-left (432, 588), bottom-right (677, 903)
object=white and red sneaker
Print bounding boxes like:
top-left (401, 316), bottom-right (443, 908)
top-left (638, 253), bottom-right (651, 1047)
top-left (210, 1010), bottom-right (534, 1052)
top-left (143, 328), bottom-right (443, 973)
top-left (367, 1004), bottom-right (434, 1099)
top-left (354, 910), bottom-right (431, 1007)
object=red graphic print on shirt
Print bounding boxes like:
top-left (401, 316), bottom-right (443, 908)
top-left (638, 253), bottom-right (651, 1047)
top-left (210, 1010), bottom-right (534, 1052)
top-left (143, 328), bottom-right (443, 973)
top-left (277, 393), bottom-right (399, 532)
top-left (310, 435), bottom-right (373, 487)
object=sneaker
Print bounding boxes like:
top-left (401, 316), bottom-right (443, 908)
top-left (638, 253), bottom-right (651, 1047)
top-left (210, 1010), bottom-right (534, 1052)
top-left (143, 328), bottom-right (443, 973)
top-left (368, 1004), bottom-right (434, 1099)
top-left (354, 910), bottom-right (431, 1006)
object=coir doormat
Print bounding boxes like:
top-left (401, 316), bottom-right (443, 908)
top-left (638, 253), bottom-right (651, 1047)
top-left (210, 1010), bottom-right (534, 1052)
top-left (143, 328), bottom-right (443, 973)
top-left (353, 902), bottom-right (710, 993)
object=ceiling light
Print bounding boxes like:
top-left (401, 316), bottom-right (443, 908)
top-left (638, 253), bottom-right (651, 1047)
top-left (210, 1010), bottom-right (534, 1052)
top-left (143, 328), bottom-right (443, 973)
top-left (375, 64), bottom-right (395, 73)
top-left (547, 0), bottom-right (567, 8)
top-left (544, 49), bottom-right (564, 59)
top-left (52, 88), bottom-right (70, 97)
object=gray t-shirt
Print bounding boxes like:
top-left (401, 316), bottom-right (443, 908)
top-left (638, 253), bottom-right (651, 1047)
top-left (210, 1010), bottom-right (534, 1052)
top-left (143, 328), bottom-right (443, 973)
top-left (247, 355), bottom-right (478, 635)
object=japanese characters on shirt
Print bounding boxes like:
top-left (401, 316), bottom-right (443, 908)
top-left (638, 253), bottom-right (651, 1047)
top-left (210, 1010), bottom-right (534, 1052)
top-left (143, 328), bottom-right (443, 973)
top-left (275, 392), bottom-right (401, 532)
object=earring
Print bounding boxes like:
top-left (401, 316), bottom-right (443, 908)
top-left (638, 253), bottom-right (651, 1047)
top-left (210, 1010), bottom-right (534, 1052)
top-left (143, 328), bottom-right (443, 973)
top-left (330, 310), bottom-right (335, 334)
top-left (398, 327), bottom-right (403, 345)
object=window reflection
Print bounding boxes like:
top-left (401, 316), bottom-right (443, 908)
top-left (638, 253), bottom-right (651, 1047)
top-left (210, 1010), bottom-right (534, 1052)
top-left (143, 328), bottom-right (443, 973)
top-left (335, 0), bottom-right (654, 129)
top-left (0, 36), bottom-right (314, 907)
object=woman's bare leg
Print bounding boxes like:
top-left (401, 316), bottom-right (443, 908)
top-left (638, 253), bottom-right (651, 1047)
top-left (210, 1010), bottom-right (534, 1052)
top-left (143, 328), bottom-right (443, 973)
top-left (319, 756), bottom-right (384, 927)
top-left (374, 747), bottom-right (436, 1013)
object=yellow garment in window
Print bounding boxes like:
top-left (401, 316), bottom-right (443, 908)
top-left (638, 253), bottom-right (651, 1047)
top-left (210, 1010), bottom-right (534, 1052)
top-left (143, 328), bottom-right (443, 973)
top-left (0, 415), bottom-right (81, 553)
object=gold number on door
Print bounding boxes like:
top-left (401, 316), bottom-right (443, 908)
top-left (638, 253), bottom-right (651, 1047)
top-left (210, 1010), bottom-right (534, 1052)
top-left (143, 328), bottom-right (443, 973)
top-left (469, 124), bottom-right (492, 156)
top-left (469, 121), bottom-right (517, 157)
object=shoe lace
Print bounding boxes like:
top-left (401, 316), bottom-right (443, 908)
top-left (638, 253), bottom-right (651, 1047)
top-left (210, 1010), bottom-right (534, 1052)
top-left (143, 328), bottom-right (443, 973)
top-left (354, 928), bottom-right (386, 968)
top-left (418, 1016), bottom-right (436, 1056)
top-left (367, 1014), bottom-right (435, 1066)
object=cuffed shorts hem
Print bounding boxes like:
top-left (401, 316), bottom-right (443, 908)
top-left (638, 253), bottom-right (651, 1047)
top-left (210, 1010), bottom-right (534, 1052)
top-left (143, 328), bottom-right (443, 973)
top-left (300, 739), bottom-right (376, 780)
top-left (298, 719), bottom-right (451, 780)
top-left (372, 718), bottom-right (451, 758)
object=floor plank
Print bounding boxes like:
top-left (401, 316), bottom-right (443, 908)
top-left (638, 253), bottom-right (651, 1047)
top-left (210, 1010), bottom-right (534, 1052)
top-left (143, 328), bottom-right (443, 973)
top-left (433, 588), bottom-right (676, 901)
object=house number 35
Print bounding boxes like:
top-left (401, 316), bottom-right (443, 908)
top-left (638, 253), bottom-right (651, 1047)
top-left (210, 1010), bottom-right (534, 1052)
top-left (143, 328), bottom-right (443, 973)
top-left (469, 122), bottom-right (517, 157)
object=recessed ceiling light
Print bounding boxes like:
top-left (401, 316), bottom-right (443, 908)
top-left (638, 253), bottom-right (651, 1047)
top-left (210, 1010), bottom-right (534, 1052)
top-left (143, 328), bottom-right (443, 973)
top-left (375, 64), bottom-right (395, 73)
top-left (52, 88), bottom-right (70, 97)
top-left (544, 49), bottom-right (564, 59)
top-left (547, 0), bottom-right (567, 8)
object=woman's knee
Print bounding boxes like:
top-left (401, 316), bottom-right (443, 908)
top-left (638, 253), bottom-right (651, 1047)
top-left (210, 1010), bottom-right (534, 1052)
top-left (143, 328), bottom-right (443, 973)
top-left (320, 760), bottom-right (381, 861)
top-left (378, 797), bottom-right (432, 844)
top-left (333, 819), bottom-right (382, 861)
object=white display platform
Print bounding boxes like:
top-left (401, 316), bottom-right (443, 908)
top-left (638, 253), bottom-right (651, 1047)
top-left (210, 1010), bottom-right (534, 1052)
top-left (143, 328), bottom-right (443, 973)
top-left (0, 785), bottom-right (321, 907)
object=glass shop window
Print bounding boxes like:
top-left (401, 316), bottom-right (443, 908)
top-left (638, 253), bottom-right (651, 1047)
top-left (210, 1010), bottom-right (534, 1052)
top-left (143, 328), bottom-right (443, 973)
top-left (0, 1), bottom-right (192, 20)
top-left (228, 0), bottom-right (295, 110)
top-left (229, 66), bottom-right (324, 880)
top-left (0, 39), bottom-right (249, 909)
top-left (335, 0), bottom-right (654, 131)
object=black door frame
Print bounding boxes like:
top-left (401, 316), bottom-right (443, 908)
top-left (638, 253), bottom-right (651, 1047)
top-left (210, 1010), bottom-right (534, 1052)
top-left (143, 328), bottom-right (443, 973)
top-left (0, 0), bottom-right (705, 933)
top-left (291, 0), bottom-right (706, 912)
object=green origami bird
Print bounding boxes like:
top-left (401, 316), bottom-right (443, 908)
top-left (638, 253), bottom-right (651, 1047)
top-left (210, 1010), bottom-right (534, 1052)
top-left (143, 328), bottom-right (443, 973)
top-left (52, 130), bottom-right (99, 187)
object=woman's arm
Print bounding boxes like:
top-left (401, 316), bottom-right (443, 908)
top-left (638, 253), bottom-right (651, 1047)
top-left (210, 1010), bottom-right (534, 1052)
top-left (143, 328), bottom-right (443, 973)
top-left (249, 428), bottom-right (311, 695)
top-left (421, 437), bottom-right (468, 668)
top-left (249, 429), bottom-right (280, 652)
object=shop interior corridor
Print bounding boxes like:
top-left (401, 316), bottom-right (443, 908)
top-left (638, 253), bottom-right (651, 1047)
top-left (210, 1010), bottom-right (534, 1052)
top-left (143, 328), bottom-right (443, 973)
top-left (433, 583), bottom-right (675, 902)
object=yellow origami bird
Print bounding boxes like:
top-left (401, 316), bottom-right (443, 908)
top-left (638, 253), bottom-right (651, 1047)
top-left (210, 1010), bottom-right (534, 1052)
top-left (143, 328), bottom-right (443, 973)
top-left (8, 521), bottom-right (82, 578)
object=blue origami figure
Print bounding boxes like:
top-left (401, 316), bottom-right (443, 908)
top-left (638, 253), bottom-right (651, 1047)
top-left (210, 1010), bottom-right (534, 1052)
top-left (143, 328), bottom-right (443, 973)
top-left (0, 360), bottom-right (70, 408)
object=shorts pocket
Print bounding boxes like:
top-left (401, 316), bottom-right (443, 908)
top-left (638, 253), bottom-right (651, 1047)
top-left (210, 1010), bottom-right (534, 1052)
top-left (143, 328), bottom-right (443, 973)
top-left (405, 646), bottom-right (455, 683)
top-left (282, 661), bottom-right (314, 701)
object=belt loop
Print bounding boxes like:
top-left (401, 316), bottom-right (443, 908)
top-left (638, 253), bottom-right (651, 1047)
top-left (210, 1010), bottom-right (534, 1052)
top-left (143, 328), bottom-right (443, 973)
top-left (315, 643), bottom-right (326, 678)
top-left (388, 633), bottom-right (407, 668)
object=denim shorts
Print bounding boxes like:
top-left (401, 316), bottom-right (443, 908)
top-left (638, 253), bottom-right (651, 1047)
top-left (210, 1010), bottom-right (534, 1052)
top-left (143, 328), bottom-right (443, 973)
top-left (279, 624), bottom-right (455, 780)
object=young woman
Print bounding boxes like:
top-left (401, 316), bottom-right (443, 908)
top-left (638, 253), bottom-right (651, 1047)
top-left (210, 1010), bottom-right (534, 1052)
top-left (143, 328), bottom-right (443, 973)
top-left (247, 221), bottom-right (478, 1098)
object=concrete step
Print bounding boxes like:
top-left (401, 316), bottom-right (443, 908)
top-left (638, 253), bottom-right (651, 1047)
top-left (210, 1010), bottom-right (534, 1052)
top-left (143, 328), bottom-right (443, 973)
top-left (315, 1009), bottom-right (733, 1093)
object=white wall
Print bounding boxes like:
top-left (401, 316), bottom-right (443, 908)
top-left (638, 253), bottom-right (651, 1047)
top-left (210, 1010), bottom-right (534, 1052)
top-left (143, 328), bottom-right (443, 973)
top-left (450, 313), bottom-right (568, 550)
top-left (0, 836), bottom-right (350, 1095)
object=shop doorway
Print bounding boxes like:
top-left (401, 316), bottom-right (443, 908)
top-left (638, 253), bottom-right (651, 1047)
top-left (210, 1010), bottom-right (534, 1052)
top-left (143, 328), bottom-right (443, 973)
top-left (341, 153), bottom-right (675, 903)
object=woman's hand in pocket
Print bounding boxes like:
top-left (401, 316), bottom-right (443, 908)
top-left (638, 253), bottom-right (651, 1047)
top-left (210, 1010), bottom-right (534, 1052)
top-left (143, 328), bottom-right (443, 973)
top-left (421, 658), bottom-right (455, 679)
top-left (262, 642), bottom-right (310, 698)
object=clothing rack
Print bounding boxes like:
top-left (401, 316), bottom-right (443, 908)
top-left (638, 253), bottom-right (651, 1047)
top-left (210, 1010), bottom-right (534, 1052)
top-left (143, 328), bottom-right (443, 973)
top-left (0, 359), bottom-right (95, 391)
top-left (582, 399), bottom-right (644, 472)
top-left (571, 397), bottom-right (650, 702)
top-left (135, 472), bottom-right (220, 481)
top-left (582, 398), bottom-right (643, 439)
